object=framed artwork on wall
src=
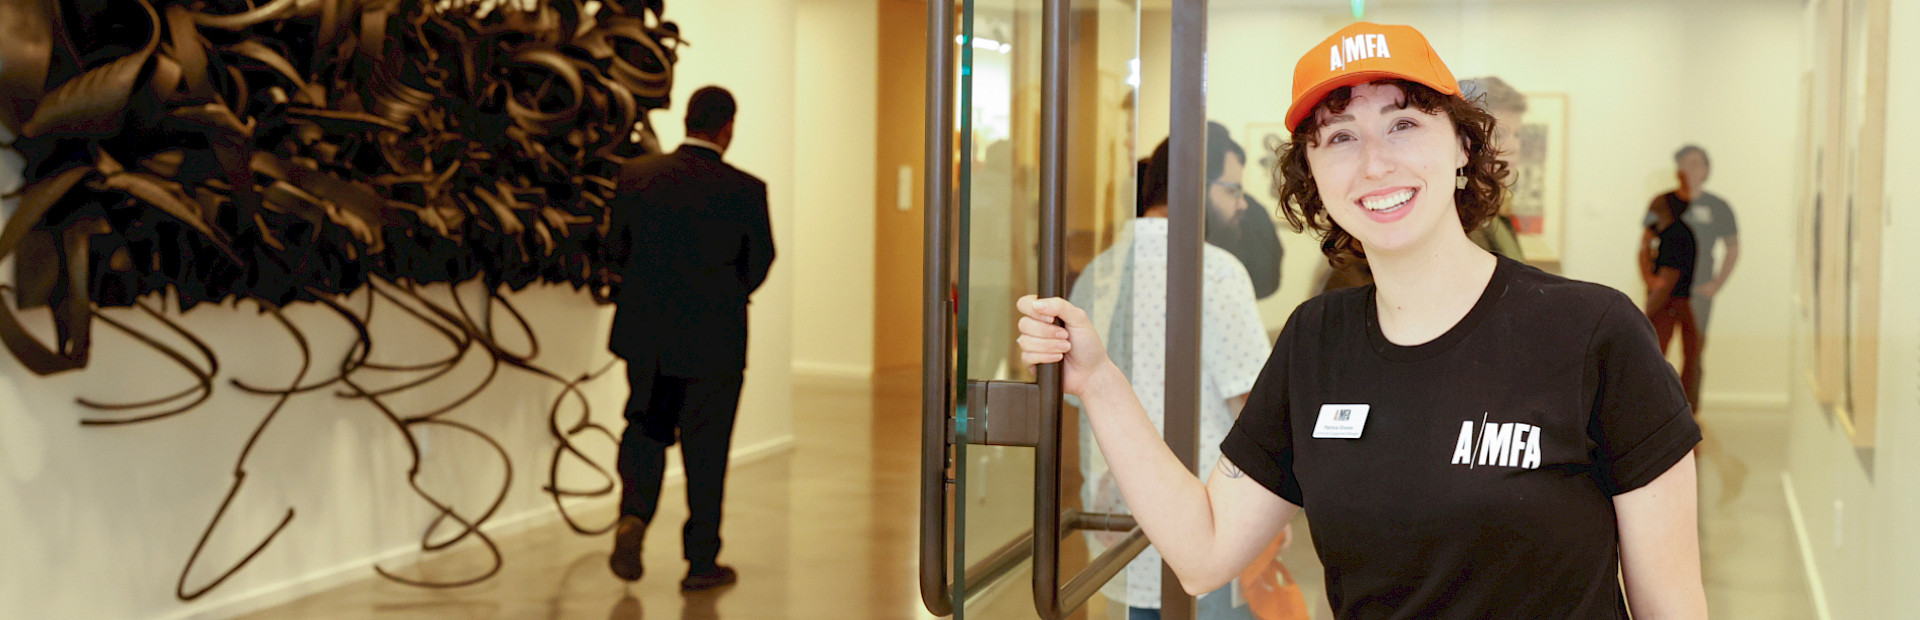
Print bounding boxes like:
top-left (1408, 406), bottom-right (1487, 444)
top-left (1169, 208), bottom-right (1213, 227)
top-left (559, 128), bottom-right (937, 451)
top-left (1509, 92), bottom-right (1568, 266)
top-left (1839, 0), bottom-right (1889, 448)
top-left (1803, 0), bottom-right (1887, 451)
top-left (1793, 70), bottom-right (1818, 325)
top-left (1813, 0), bottom-right (1849, 413)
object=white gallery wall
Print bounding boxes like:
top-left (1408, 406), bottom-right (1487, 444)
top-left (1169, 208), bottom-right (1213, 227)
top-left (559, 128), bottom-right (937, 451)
top-left (1140, 0), bottom-right (1802, 408)
top-left (1783, 0), bottom-right (1920, 616)
top-left (0, 1), bottom-right (804, 617)
top-left (791, 0), bottom-right (880, 383)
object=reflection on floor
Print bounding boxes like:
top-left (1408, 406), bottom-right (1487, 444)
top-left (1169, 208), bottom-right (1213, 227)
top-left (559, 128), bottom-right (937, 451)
top-left (244, 382), bottom-right (1814, 619)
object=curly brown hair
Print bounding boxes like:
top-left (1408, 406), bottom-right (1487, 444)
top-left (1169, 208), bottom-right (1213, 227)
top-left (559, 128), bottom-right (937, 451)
top-left (1273, 79), bottom-right (1510, 267)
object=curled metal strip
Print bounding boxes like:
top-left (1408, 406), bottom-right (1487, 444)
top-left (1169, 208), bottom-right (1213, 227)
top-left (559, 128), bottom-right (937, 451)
top-left (189, 0), bottom-right (306, 31)
top-left (19, 0), bottom-right (160, 139)
top-left (75, 302), bottom-right (217, 424)
top-left (175, 305), bottom-right (309, 601)
top-left (2, 0), bottom-right (668, 599)
top-left (0, 0), bottom-right (55, 134)
top-left (8, 0), bottom-right (670, 332)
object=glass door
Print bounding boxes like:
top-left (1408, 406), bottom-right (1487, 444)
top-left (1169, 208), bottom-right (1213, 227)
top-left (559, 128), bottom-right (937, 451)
top-left (951, 1), bottom-right (1044, 617)
top-left (921, 0), bottom-right (1168, 618)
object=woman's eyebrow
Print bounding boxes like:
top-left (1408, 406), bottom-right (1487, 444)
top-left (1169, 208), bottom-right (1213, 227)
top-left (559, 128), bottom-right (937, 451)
top-left (1321, 100), bottom-right (1412, 127)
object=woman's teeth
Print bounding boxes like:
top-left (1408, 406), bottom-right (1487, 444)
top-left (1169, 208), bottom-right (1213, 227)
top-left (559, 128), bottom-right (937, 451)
top-left (1361, 189), bottom-right (1414, 212)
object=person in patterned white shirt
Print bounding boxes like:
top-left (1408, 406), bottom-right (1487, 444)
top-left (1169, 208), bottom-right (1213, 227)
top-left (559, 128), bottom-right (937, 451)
top-left (1070, 122), bottom-right (1282, 620)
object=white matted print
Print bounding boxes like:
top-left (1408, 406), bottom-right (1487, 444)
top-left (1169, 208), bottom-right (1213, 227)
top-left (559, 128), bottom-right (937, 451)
top-left (1508, 92), bottom-right (1568, 263)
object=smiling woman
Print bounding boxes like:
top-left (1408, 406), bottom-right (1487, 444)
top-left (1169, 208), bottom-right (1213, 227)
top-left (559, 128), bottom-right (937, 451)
top-left (1275, 78), bottom-right (1507, 268)
top-left (1017, 20), bottom-right (1709, 620)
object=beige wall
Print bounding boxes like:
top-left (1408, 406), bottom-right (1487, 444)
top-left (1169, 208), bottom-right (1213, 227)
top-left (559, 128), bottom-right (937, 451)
top-left (1139, 0), bottom-right (1802, 408)
top-left (792, 0), bottom-right (880, 382)
top-left (873, 0), bottom-right (930, 376)
top-left (1783, 0), bottom-right (1920, 616)
top-left (0, 1), bottom-right (803, 616)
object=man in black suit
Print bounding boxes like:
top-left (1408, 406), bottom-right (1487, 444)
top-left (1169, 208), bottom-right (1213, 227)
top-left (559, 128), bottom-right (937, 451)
top-left (605, 86), bottom-right (774, 591)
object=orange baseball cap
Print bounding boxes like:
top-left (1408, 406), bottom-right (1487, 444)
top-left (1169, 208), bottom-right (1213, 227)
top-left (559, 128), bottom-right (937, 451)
top-left (1285, 22), bottom-right (1460, 131)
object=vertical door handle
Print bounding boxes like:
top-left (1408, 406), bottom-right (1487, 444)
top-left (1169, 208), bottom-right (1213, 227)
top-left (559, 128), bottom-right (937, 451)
top-left (1030, 0), bottom-right (1153, 618)
top-left (918, 0), bottom-right (957, 614)
top-left (1029, 0), bottom-right (1069, 614)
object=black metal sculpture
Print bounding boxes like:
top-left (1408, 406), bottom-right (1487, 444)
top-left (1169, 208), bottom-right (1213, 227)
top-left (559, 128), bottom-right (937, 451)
top-left (0, 0), bottom-right (680, 599)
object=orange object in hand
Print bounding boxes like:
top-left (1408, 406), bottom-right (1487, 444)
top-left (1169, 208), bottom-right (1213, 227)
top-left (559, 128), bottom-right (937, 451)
top-left (1237, 530), bottom-right (1310, 620)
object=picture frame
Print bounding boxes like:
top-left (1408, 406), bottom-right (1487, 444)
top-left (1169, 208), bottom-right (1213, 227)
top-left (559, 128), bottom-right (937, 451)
top-left (1839, 0), bottom-right (1888, 448)
top-left (1508, 92), bottom-right (1568, 266)
top-left (1813, 0), bottom-right (1848, 412)
top-left (1803, 0), bottom-right (1886, 450)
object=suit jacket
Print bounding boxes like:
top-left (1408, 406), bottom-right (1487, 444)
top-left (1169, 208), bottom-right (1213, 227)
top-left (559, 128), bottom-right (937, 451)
top-left (606, 145), bottom-right (776, 377)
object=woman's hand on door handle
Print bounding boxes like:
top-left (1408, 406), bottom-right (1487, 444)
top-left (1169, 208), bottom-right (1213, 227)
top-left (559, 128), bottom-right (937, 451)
top-left (1015, 295), bottom-right (1111, 398)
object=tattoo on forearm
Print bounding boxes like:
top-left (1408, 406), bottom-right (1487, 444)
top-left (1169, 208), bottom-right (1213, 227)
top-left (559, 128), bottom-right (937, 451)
top-left (1222, 460), bottom-right (1245, 479)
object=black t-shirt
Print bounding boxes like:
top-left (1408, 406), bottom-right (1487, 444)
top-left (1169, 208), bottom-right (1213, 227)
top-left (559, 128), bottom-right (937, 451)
top-left (1641, 191), bottom-right (1738, 291)
top-left (1649, 193), bottom-right (1698, 299)
top-left (1221, 255), bottom-right (1699, 620)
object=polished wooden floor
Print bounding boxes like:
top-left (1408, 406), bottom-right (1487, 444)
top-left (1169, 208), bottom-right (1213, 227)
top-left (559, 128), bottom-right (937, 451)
top-left (243, 377), bottom-right (1815, 619)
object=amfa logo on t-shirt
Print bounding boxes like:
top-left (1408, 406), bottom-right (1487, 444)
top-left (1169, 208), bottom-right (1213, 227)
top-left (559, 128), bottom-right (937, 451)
top-left (1450, 413), bottom-right (1543, 470)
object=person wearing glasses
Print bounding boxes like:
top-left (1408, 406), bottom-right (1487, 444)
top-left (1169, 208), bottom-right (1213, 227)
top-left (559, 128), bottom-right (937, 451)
top-left (1130, 126), bottom-right (1286, 302)
top-left (1020, 22), bottom-right (1706, 619)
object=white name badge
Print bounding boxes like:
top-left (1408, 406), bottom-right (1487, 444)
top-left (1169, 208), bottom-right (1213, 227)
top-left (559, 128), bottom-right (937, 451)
top-left (1313, 404), bottom-right (1370, 439)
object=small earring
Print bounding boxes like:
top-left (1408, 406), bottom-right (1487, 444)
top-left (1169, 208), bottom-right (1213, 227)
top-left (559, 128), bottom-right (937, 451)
top-left (1455, 171), bottom-right (1469, 190)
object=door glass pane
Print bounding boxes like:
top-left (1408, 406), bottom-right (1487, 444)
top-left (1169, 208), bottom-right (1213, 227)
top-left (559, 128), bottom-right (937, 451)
top-left (950, 0), bottom-right (1140, 617)
top-left (1060, 0), bottom-right (1145, 618)
top-left (953, 0), bottom-right (1039, 616)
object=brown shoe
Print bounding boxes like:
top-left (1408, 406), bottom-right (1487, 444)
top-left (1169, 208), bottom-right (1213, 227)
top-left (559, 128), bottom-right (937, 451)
top-left (609, 515), bottom-right (646, 582)
top-left (679, 564), bottom-right (737, 591)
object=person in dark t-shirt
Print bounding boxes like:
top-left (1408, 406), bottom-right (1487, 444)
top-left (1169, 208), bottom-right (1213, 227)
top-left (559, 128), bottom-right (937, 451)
top-left (1640, 146), bottom-right (1741, 333)
top-left (1641, 193), bottom-right (1701, 411)
top-left (1016, 22), bottom-right (1705, 620)
top-left (1639, 149), bottom-right (1748, 504)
